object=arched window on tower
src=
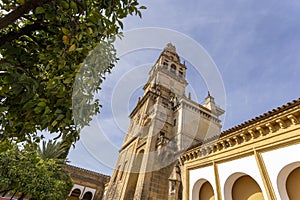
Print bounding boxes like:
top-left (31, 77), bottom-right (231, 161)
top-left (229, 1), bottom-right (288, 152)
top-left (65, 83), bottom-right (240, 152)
top-left (162, 60), bottom-right (168, 69)
top-left (179, 71), bottom-right (183, 78)
top-left (171, 64), bottom-right (176, 74)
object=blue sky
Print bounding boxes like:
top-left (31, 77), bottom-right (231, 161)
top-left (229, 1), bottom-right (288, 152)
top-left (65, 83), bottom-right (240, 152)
top-left (68, 0), bottom-right (300, 175)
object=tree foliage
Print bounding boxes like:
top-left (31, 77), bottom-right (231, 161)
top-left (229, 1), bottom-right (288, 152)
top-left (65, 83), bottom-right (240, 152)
top-left (0, 140), bottom-right (73, 199)
top-left (37, 140), bottom-right (68, 160)
top-left (0, 0), bottom-right (145, 144)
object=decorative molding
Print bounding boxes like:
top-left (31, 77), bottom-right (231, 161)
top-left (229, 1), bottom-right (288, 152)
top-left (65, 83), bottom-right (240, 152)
top-left (181, 98), bottom-right (300, 163)
top-left (287, 114), bottom-right (299, 125)
top-left (221, 98), bottom-right (300, 136)
top-left (275, 119), bottom-right (287, 129)
top-left (265, 123), bottom-right (275, 133)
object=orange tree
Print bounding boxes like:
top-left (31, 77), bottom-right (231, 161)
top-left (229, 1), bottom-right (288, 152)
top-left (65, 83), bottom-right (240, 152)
top-left (0, 0), bottom-right (145, 145)
top-left (0, 140), bottom-right (73, 200)
top-left (0, 0), bottom-right (145, 197)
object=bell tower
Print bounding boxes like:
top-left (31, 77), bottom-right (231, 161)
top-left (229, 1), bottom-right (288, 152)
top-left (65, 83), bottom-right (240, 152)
top-left (144, 43), bottom-right (187, 97)
top-left (105, 43), bottom-right (224, 200)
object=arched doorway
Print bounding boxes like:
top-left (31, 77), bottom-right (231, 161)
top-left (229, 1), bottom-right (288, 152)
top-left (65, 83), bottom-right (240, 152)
top-left (68, 188), bottom-right (81, 200)
top-left (82, 191), bottom-right (93, 200)
top-left (232, 175), bottom-right (264, 200)
top-left (199, 181), bottom-right (215, 200)
top-left (286, 167), bottom-right (300, 200)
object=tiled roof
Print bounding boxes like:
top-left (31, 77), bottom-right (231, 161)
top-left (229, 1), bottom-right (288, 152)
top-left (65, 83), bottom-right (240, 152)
top-left (65, 164), bottom-right (110, 179)
top-left (186, 98), bottom-right (300, 151)
top-left (220, 98), bottom-right (300, 137)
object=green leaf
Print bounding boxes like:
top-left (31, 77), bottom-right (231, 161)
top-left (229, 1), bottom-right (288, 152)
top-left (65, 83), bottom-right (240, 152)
top-left (117, 20), bottom-right (124, 29)
top-left (54, 109), bottom-right (63, 114)
top-left (51, 120), bottom-right (58, 127)
top-left (37, 102), bottom-right (46, 107)
top-left (35, 7), bottom-right (45, 14)
top-left (70, 1), bottom-right (77, 10)
top-left (88, 27), bottom-right (93, 34)
top-left (68, 44), bottom-right (76, 52)
top-left (61, 1), bottom-right (69, 9)
top-left (56, 114), bottom-right (65, 121)
top-left (34, 106), bottom-right (44, 114)
top-left (61, 27), bottom-right (71, 35)
top-left (63, 77), bottom-right (73, 84)
top-left (45, 12), bottom-right (55, 21)
top-left (76, 33), bottom-right (83, 41)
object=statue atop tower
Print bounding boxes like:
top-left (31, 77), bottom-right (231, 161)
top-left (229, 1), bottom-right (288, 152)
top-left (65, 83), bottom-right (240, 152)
top-left (164, 43), bottom-right (176, 52)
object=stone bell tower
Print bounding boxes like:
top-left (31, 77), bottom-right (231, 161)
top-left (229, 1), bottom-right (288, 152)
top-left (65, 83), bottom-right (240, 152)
top-left (105, 43), bottom-right (224, 200)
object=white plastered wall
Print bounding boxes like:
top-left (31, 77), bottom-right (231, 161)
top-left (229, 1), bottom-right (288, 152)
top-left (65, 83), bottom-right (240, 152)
top-left (218, 155), bottom-right (268, 200)
top-left (262, 143), bottom-right (300, 199)
top-left (189, 165), bottom-right (217, 200)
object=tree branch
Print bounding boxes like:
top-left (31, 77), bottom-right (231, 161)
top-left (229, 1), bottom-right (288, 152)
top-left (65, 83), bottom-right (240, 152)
top-left (0, 23), bottom-right (44, 47)
top-left (0, 0), bottom-right (53, 30)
